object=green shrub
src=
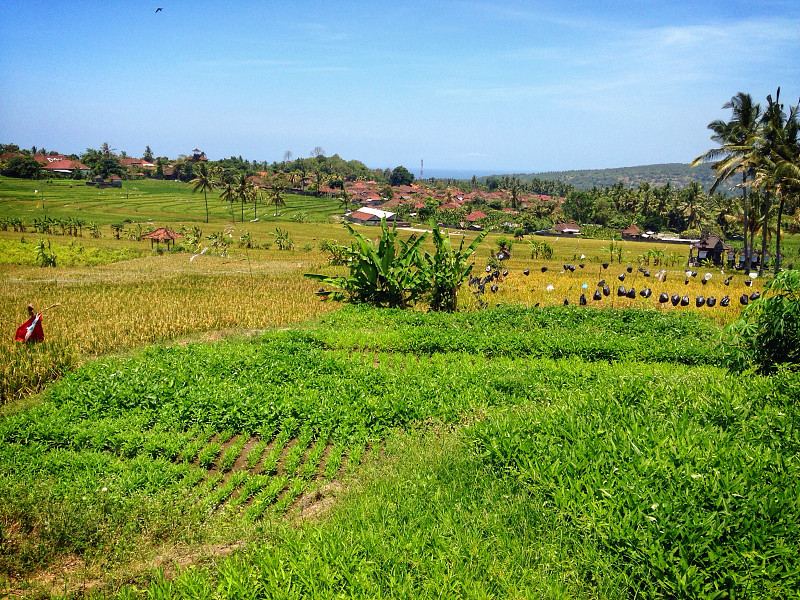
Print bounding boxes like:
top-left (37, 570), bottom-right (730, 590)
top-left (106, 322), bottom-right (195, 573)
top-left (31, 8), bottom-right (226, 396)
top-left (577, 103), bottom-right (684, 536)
top-left (306, 219), bottom-right (429, 308)
top-left (722, 269), bottom-right (800, 373)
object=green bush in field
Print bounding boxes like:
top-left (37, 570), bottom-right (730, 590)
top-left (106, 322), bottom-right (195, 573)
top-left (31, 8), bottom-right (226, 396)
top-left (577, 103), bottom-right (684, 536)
top-left (426, 222), bottom-right (487, 312)
top-left (306, 219), bottom-right (429, 308)
top-left (307, 219), bottom-right (488, 312)
top-left (722, 269), bottom-right (800, 373)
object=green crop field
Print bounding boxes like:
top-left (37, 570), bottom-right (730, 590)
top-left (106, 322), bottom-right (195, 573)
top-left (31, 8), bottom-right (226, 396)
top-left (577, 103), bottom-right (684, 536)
top-left (2, 308), bottom-right (799, 598)
top-left (1, 176), bottom-right (799, 599)
top-left (0, 177), bottom-right (342, 225)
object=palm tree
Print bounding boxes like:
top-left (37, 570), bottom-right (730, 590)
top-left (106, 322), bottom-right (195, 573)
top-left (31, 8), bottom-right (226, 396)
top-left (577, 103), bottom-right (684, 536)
top-left (709, 192), bottom-right (741, 238)
top-left (270, 173), bottom-right (287, 216)
top-left (678, 182), bottom-right (708, 231)
top-left (219, 181), bottom-right (237, 223)
top-left (766, 100), bottom-right (799, 272)
top-left (313, 169), bottom-right (328, 197)
top-left (744, 89), bottom-right (799, 274)
top-left (235, 173), bottom-right (251, 223)
top-left (297, 168), bottom-right (311, 193)
top-left (251, 183), bottom-right (263, 220)
top-left (190, 163), bottom-right (215, 223)
top-left (337, 177), bottom-right (353, 212)
top-left (693, 93), bottom-right (762, 270)
top-left (510, 178), bottom-right (520, 210)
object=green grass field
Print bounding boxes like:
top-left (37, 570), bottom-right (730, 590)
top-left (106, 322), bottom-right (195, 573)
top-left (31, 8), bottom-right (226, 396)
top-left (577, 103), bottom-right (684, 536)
top-left (0, 177), bottom-right (342, 225)
top-left (2, 307), bottom-right (798, 598)
top-left (1, 175), bottom-right (799, 599)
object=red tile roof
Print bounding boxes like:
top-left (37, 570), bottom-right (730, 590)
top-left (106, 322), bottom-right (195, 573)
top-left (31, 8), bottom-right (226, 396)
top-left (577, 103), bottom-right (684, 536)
top-left (622, 224), bottom-right (642, 235)
top-left (349, 210), bottom-right (380, 221)
top-left (33, 155), bottom-right (69, 164)
top-left (465, 210), bottom-right (488, 222)
top-left (41, 159), bottom-right (89, 171)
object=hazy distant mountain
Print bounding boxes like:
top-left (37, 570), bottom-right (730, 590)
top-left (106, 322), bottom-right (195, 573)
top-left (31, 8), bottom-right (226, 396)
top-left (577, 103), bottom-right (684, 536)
top-left (492, 163), bottom-right (720, 192)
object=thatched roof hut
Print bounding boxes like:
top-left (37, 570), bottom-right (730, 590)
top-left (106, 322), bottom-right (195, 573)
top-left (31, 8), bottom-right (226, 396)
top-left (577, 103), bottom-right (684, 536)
top-left (142, 227), bottom-right (183, 249)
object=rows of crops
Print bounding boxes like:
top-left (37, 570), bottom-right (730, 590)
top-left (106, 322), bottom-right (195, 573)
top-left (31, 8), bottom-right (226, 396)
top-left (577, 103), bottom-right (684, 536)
top-left (3, 306), bottom-right (799, 598)
top-left (0, 408), bottom-right (368, 578)
top-left (131, 362), bottom-right (800, 599)
top-left (0, 177), bottom-right (342, 225)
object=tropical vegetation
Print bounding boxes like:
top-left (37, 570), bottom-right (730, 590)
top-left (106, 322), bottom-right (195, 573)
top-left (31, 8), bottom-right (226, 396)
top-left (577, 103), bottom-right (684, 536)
top-left (0, 87), bottom-right (799, 599)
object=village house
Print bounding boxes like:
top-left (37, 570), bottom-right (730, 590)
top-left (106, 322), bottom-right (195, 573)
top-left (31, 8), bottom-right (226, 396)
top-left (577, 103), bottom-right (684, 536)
top-left (621, 223), bottom-right (643, 240)
top-left (119, 157), bottom-right (156, 170)
top-left (464, 210), bottom-right (488, 230)
top-left (346, 206), bottom-right (396, 225)
top-left (552, 221), bottom-right (581, 235)
top-left (87, 175), bottom-right (122, 188)
top-left (31, 154), bottom-right (91, 176)
top-left (187, 149), bottom-right (208, 163)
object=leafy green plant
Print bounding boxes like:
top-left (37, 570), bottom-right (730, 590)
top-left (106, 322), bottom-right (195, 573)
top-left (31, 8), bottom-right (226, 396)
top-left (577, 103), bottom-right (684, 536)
top-left (305, 219), bottom-right (429, 308)
top-left (270, 227), bottom-right (294, 250)
top-left (494, 236), bottom-right (513, 257)
top-left (34, 238), bottom-right (56, 267)
top-left (205, 231), bottom-right (230, 256)
top-left (601, 239), bottom-right (626, 263)
top-left (722, 268), bottom-right (800, 372)
top-left (237, 231), bottom-right (255, 249)
top-left (529, 240), bottom-right (553, 260)
top-left (318, 238), bottom-right (349, 265)
top-left (426, 222), bottom-right (487, 312)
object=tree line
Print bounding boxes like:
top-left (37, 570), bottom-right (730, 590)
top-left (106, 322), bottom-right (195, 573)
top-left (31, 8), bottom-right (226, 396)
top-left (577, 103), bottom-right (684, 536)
top-left (693, 89), bottom-right (799, 276)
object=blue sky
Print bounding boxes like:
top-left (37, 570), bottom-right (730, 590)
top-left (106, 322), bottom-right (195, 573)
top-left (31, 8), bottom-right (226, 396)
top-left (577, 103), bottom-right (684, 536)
top-left (1, 1), bottom-right (797, 175)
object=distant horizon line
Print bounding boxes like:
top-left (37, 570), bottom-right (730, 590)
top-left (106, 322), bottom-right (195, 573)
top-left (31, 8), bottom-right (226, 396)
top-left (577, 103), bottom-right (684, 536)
top-left (411, 162), bottom-right (695, 180)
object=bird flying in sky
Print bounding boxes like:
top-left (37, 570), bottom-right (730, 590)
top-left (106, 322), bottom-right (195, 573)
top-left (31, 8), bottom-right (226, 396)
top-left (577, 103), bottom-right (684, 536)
top-left (155, 7), bottom-right (163, 12)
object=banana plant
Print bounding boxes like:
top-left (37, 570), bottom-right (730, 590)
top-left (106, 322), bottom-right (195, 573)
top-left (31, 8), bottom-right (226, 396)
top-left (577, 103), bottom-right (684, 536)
top-left (306, 218), bottom-right (429, 308)
top-left (426, 221), bottom-right (487, 312)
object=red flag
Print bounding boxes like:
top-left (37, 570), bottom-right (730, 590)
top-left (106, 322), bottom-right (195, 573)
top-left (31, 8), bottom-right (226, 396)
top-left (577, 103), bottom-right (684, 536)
top-left (15, 313), bottom-right (44, 342)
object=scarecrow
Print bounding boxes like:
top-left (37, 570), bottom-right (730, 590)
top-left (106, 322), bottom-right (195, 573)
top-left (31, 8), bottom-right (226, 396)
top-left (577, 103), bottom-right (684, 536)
top-left (14, 303), bottom-right (59, 343)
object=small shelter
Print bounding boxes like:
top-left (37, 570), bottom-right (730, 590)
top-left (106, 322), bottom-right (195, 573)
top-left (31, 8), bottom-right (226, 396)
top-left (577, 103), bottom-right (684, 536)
top-left (142, 227), bottom-right (184, 250)
top-left (621, 223), bottom-right (643, 239)
top-left (689, 234), bottom-right (733, 266)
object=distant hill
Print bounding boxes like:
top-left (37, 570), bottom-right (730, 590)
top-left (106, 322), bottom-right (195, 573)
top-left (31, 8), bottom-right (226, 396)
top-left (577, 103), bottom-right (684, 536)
top-left (492, 163), bottom-right (719, 192)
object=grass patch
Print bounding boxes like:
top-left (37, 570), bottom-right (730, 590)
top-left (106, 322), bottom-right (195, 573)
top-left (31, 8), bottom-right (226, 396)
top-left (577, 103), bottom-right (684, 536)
top-left (2, 307), bottom-right (798, 598)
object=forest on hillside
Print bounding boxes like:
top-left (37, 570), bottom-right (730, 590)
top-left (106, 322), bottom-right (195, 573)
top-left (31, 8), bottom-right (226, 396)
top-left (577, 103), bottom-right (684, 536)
top-left (498, 163), bottom-right (718, 192)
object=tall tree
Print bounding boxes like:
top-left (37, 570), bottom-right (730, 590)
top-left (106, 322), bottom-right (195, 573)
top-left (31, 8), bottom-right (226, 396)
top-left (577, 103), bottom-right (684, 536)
top-left (510, 178), bottom-right (520, 210)
top-left (693, 93), bottom-right (762, 270)
top-left (190, 162), bottom-right (215, 223)
top-left (754, 90), bottom-right (800, 273)
top-left (390, 165), bottom-right (415, 186)
top-left (219, 181), bottom-right (237, 223)
top-left (313, 169), bottom-right (327, 197)
top-left (270, 173), bottom-right (287, 216)
top-left (338, 177), bottom-right (352, 211)
top-left (236, 173), bottom-right (250, 223)
top-left (678, 182), bottom-right (708, 232)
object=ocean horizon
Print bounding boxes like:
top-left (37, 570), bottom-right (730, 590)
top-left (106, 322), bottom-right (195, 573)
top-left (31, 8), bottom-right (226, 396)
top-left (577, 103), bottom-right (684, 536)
top-left (413, 168), bottom-right (504, 180)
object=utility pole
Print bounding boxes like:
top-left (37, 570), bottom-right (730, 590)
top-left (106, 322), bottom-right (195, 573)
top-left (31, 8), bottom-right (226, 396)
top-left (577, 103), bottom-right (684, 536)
top-left (420, 159), bottom-right (423, 180)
